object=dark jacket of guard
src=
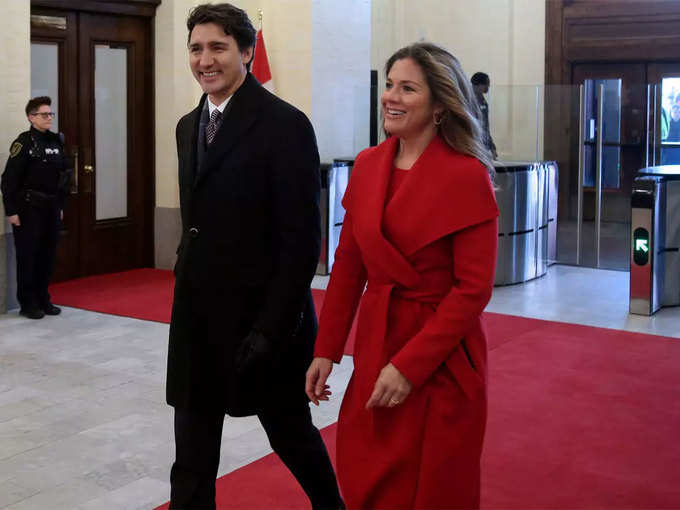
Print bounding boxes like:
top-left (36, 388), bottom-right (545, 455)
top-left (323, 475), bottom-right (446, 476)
top-left (1, 127), bottom-right (70, 310)
top-left (1, 127), bottom-right (69, 215)
top-left (167, 73), bottom-right (321, 416)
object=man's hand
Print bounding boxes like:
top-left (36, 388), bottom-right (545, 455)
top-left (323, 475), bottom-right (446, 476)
top-left (366, 362), bottom-right (412, 409)
top-left (235, 330), bottom-right (274, 376)
top-left (8, 215), bottom-right (20, 226)
top-left (305, 357), bottom-right (333, 405)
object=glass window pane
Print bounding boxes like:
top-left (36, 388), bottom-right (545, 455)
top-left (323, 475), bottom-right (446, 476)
top-left (661, 77), bottom-right (680, 143)
top-left (602, 79), bottom-right (621, 144)
top-left (95, 45), bottom-right (127, 221)
top-left (583, 144), bottom-right (621, 188)
top-left (583, 79), bottom-right (621, 144)
top-left (31, 43), bottom-right (59, 132)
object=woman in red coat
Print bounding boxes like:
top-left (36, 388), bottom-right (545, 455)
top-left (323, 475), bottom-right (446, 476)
top-left (306, 42), bottom-right (498, 509)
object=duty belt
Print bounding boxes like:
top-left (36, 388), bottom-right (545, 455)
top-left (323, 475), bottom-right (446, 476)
top-left (23, 189), bottom-right (57, 206)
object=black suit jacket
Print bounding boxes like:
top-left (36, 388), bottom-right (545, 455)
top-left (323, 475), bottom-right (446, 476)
top-left (167, 73), bottom-right (321, 416)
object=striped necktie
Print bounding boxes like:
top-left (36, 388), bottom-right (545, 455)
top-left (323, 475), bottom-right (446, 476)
top-left (206, 109), bottom-right (222, 145)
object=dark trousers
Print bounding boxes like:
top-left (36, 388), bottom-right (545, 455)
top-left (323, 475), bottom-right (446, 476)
top-left (170, 403), bottom-right (343, 510)
top-left (12, 204), bottom-right (60, 311)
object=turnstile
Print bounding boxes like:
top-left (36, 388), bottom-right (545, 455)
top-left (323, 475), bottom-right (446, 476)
top-left (630, 165), bottom-right (680, 315)
top-left (317, 158), bottom-right (353, 275)
top-left (494, 161), bottom-right (558, 285)
top-left (317, 158), bottom-right (559, 283)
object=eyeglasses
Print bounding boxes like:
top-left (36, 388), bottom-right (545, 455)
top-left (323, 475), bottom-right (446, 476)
top-left (31, 112), bottom-right (56, 119)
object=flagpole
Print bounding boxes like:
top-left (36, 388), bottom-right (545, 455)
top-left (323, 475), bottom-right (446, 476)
top-left (258, 8), bottom-right (263, 30)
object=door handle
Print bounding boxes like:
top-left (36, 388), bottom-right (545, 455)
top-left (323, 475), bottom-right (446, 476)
top-left (71, 147), bottom-right (79, 194)
top-left (84, 164), bottom-right (94, 174)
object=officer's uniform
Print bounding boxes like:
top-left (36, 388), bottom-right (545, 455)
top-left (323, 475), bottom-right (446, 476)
top-left (475, 91), bottom-right (498, 159)
top-left (1, 126), bottom-right (70, 315)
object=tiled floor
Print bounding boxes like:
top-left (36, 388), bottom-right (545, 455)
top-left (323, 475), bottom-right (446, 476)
top-left (0, 265), bottom-right (678, 509)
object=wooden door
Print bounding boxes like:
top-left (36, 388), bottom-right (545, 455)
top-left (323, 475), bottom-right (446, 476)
top-left (30, 8), bottom-right (154, 280)
top-left (77, 13), bottom-right (153, 275)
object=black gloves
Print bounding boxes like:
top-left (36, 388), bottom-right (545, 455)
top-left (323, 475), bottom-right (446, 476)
top-left (235, 329), bottom-right (275, 376)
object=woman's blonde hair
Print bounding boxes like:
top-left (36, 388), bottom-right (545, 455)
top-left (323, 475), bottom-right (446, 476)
top-left (385, 42), bottom-right (495, 177)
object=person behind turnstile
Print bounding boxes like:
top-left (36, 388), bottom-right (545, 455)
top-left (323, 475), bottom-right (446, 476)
top-left (1, 96), bottom-right (70, 319)
top-left (471, 71), bottom-right (497, 159)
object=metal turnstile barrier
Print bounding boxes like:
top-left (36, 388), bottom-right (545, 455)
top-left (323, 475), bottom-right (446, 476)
top-left (317, 158), bottom-right (559, 284)
top-left (630, 165), bottom-right (680, 315)
top-left (494, 161), bottom-right (558, 286)
top-left (317, 158), bottom-right (353, 275)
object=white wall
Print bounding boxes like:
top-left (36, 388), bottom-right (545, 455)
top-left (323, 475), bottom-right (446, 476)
top-left (311, 0), bottom-right (371, 162)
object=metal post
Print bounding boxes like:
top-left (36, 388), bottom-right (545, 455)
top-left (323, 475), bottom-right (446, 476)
top-left (645, 84), bottom-right (651, 169)
top-left (595, 83), bottom-right (604, 268)
top-left (577, 84), bottom-right (585, 265)
top-left (653, 84), bottom-right (658, 166)
top-left (535, 85), bottom-right (540, 162)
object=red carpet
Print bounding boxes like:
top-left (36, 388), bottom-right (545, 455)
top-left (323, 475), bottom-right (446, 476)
top-left (50, 268), bottom-right (175, 323)
top-left (50, 270), bottom-right (680, 508)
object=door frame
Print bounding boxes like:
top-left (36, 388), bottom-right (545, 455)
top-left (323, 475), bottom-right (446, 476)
top-left (31, 0), bottom-right (159, 279)
top-left (32, 1), bottom-right (161, 18)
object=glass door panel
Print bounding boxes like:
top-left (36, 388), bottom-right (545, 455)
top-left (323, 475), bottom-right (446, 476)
top-left (31, 42), bottom-right (60, 132)
top-left (94, 44), bottom-right (128, 221)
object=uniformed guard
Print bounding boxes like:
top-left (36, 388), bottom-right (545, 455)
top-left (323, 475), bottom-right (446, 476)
top-left (1, 96), bottom-right (71, 319)
top-left (471, 72), bottom-right (498, 160)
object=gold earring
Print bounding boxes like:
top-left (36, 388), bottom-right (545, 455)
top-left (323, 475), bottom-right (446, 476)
top-left (434, 112), bottom-right (442, 125)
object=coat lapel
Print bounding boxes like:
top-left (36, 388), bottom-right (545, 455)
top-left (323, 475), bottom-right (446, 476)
top-left (350, 137), bottom-right (421, 289)
top-left (382, 135), bottom-right (499, 256)
top-left (177, 99), bottom-right (203, 220)
top-left (194, 73), bottom-right (260, 189)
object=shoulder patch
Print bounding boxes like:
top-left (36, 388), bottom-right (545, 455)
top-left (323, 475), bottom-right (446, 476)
top-left (9, 142), bottom-right (22, 158)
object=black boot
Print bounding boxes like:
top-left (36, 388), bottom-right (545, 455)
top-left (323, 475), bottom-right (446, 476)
top-left (20, 308), bottom-right (45, 319)
top-left (43, 303), bottom-right (62, 315)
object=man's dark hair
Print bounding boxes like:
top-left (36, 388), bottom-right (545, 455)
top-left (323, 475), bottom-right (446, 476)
top-left (187, 3), bottom-right (256, 71)
top-left (25, 96), bottom-right (51, 116)
top-left (471, 72), bottom-right (490, 87)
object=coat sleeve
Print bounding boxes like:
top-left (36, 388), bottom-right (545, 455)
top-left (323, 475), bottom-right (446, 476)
top-left (314, 212), bottom-right (367, 362)
top-left (253, 109), bottom-right (322, 341)
top-left (1, 135), bottom-right (30, 217)
top-left (390, 217), bottom-right (498, 388)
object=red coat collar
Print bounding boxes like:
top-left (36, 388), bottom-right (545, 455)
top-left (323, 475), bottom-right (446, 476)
top-left (344, 135), bottom-right (498, 288)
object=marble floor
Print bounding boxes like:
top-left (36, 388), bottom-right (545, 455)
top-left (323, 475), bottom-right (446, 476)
top-left (0, 265), bottom-right (678, 509)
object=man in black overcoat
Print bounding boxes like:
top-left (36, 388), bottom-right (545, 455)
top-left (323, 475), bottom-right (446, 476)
top-left (166, 4), bottom-right (343, 509)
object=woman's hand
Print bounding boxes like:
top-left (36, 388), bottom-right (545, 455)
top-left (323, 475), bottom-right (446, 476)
top-left (305, 357), bottom-right (334, 405)
top-left (366, 363), bottom-right (412, 409)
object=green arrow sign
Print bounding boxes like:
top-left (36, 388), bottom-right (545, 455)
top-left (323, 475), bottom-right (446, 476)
top-left (633, 228), bottom-right (650, 266)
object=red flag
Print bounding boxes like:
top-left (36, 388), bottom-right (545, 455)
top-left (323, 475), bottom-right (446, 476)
top-left (252, 29), bottom-right (274, 92)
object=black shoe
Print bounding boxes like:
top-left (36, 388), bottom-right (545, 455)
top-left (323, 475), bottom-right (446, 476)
top-left (20, 308), bottom-right (45, 319)
top-left (43, 304), bottom-right (61, 316)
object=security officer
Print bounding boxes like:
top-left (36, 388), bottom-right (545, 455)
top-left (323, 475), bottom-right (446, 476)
top-left (1, 96), bottom-right (70, 319)
top-left (471, 72), bottom-right (498, 160)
